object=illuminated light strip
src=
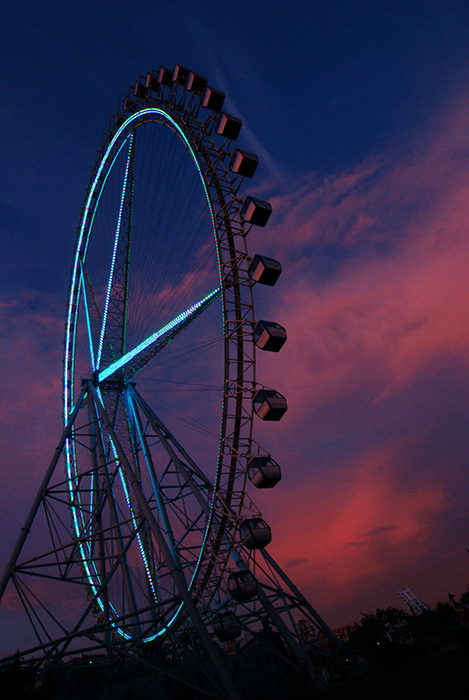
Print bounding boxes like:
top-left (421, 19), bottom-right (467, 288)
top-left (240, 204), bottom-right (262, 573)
top-left (123, 395), bottom-right (160, 604)
top-left (96, 135), bottom-right (134, 370)
top-left (79, 263), bottom-right (96, 370)
top-left (98, 286), bottom-right (221, 383)
top-left (97, 389), bottom-right (157, 601)
top-left (83, 139), bottom-right (132, 262)
top-left (110, 439), bottom-right (158, 607)
top-left (64, 137), bottom-right (137, 631)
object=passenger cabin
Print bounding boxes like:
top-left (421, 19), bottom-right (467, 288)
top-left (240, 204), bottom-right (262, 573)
top-left (216, 113), bottom-right (242, 140)
top-left (134, 81), bottom-right (148, 99)
top-left (248, 456), bottom-right (281, 489)
top-left (172, 63), bottom-right (189, 85)
top-left (145, 72), bottom-right (159, 92)
top-left (186, 71), bottom-right (208, 93)
top-left (239, 517), bottom-right (272, 549)
top-left (202, 86), bottom-right (225, 112)
top-left (158, 66), bottom-right (173, 86)
top-left (248, 254), bottom-right (282, 286)
top-left (229, 149), bottom-right (259, 178)
top-left (123, 97), bottom-right (137, 112)
top-left (228, 570), bottom-right (258, 601)
top-left (214, 612), bottom-right (242, 642)
top-left (241, 196), bottom-right (272, 227)
top-left (253, 320), bottom-right (287, 352)
top-left (253, 389), bottom-right (288, 421)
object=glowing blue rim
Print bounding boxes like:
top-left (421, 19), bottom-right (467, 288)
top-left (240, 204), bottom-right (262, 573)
top-left (64, 106), bottom-right (222, 642)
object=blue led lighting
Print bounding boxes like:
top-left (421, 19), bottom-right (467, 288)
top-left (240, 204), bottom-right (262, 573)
top-left (98, 286), bottom-right (221, 383)
top-left (79, 263), bottom-right (96, 370)
top-left (96, 135), bottom-right (134, 370)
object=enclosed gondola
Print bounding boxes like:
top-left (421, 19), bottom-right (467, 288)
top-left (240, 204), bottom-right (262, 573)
top-left (214, 612), bottom-right (242, 642)
top-left (227, 570), bottom-right (258, 602)
top-left (248, 254), bottom-right (282, 286)
top-left (248, 456), bottom-right (281, 488)
top-left (253, 389), bottom-right (288, 421)
top-left (239, 517), bottom-right (272, 549)
top-left (253, 320), bottom-right (287, 352)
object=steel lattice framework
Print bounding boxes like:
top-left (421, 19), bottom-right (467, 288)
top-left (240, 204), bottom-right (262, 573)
top-left (0, 65), bottom-right (349, 700)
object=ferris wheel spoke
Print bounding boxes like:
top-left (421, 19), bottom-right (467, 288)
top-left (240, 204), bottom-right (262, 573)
top-left (96, 134), bottom-right (135, 371)
top-left (79, 263), bottom-right (96, 370)
top-left (97, 286), bottom-right (221, 384)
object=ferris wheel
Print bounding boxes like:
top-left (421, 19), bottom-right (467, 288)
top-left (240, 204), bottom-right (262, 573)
top-left (62, 64), bottom-right (288, 644)
top-left (0, 65), bottom-right (346, 698)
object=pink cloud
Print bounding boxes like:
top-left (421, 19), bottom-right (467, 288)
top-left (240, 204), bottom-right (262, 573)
top-left (0, 290), bottom-right (64, 575)
top-left (260, 228), bottom-right (469, 417)
top-left (0, 290), bottom-right (62, 440)
top-left (262, 443), bottom-right (447, 617)
top-left (252, 92), bottom-right (469, 418)
top-left (247, 89), bottom-right (469, 621)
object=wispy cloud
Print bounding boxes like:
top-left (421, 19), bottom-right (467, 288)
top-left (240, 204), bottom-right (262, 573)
top-left (264, 442), bottom-right (447, 618)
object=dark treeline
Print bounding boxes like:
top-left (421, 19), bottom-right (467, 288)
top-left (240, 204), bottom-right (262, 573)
top-left (343, 587), bottom-right (469, 666)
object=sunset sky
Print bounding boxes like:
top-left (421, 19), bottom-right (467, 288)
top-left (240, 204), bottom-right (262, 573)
top-left (1, 0), bottom-right (469, 642)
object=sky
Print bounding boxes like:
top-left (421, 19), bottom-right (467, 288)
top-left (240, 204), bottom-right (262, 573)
top-left (1, 0), bottom-right (469, 645)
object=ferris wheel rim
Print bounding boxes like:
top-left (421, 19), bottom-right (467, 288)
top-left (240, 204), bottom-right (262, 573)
top-left (62, 90), bottom-right (256, 641)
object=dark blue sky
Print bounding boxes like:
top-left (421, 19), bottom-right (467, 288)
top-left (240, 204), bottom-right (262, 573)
top-left (0, 4), bottom-right (465, 263)
top-left (1, 1), bottom-right (469, 638)
top-left (3, 1), bottom-right (469, 297)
